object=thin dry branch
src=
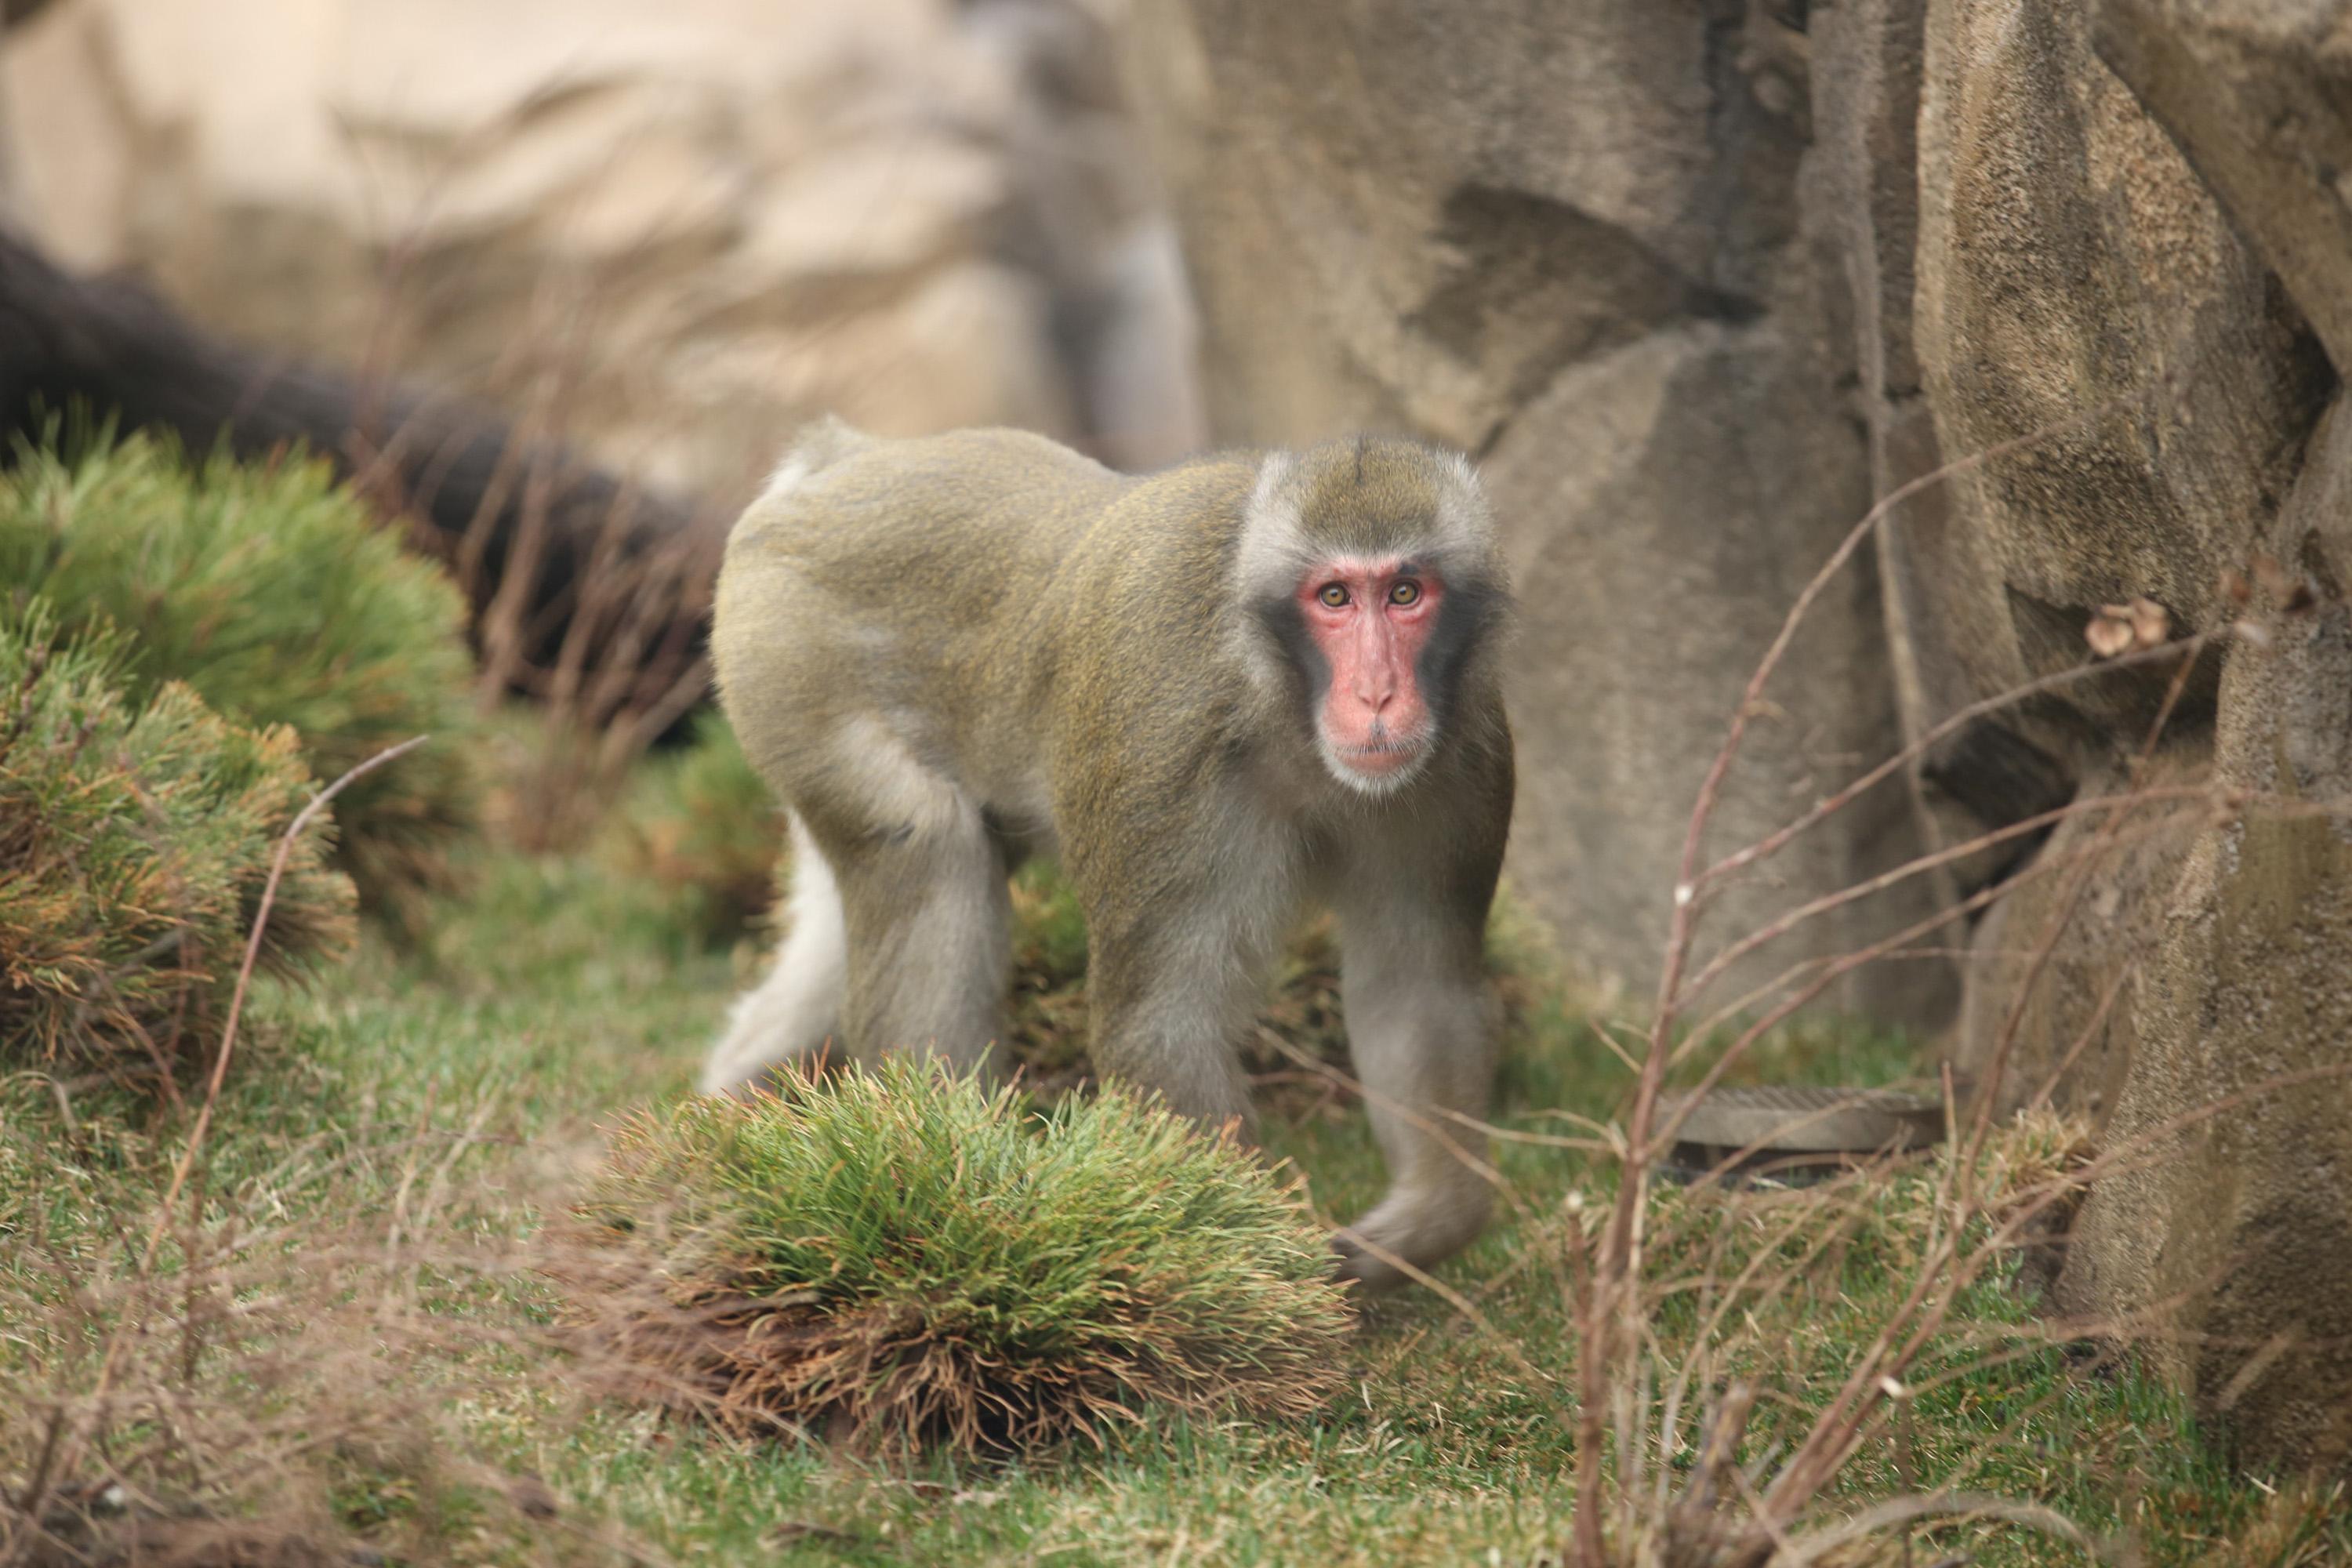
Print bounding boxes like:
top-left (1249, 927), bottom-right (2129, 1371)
top-left (65, 735), bottom-right (433, 1497)
top-left (1545, 368), bottom-right (2330, 1564)
top-left (1679, 779), bottom-right (2223, 1014)
top-left (146, 735), bottom-right (432, 1269)
top-left (1568, 387), bottom-right (2150, 1568)
top-left (1697, 630), bottom-right (2222, 895)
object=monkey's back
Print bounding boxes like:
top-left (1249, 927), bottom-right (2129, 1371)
top-left (713, 424), bottom-right (1259, 828)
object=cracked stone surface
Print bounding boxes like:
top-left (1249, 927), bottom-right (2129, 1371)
top-left (1130, 0), bottom-right (2352, 1472)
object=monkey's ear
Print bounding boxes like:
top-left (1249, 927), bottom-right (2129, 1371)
top-left (1246, 449), bottom-right (1302, 530)
top-left (1236, 451), bottom-right (1313, 603)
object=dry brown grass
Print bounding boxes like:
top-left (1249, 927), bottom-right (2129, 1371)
top-left (3, 741), bottom-right (648, 1568)
top-left (0, 1142), bottom-right (663, 1568)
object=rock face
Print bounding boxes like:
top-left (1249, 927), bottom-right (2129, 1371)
top-left (1908, 0), bottom-right (2352, 1475)
top-left (0, 0), bottom-right (1203, 499)
top-left (1127, 0), bottom-right (2352, 1472)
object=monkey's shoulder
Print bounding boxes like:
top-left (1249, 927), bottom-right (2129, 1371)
top-left (1049, 458), bottom-right (1261, 590)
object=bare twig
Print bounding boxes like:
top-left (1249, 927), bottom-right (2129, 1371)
top-left (145, 735), bottom-right (431, 1264)
top-left (67, 735), bottom-right (434, 1487)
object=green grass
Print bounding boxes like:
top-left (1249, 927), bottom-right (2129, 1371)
top-left (596, 707), bottom-right (784, 945)
top-left (3, 810), bottom-right (2342, 1567)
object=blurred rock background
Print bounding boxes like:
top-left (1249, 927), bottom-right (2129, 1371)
top-left (0, 0), bottom-right (1204, 502)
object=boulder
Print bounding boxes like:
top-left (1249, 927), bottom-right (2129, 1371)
top-left (2093, 0), bottom-right (2352, 377)
top-left (1914, 0), bottom-right (2322, 736)
top-left (1900, 0), bottom-right (2352, 1471)
top-left (2057, 400), bottom-right (2352, 1474)
top-left (1483, 319), bottom-right (1936, 1024)
top-left (1911, 0), bottom-right (2325, 1112)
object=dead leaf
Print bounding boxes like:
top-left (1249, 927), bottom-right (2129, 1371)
top-left (2124, 595), bottom-right (2171, 647)
top-left (2086, 597), bottom-right (2172, 658)
top-left (2085, 609), bottom-right (2135, 659)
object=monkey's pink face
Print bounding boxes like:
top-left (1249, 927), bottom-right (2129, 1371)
top-left (1298, 557), bottom-right (1441, 786)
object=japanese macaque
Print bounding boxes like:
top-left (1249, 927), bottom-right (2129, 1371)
top-left (699, 421), bottom-right (1515, 1288)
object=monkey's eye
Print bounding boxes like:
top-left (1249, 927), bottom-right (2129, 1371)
top-left (1317, 583), bottom-right (1350, 608)
top-left (1389, 580), bottom-right (1422, 607)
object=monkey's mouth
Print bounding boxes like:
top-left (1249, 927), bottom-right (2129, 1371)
top-left (1334, 736), bottom-right (1427, 775)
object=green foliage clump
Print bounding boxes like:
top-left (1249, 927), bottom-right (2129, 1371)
top-left (0, 606), bottom-right (355, 1079)
top-left (567, 1059), bottom-right (1352, 1453)
top-left (601, 710), bottom-right (783, 943)
top-left (0, 435), bottom-right (477, 920)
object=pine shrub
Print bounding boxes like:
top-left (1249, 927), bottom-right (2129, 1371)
top-left (564, 1059), bottom-right (1352, 1453)
top-left (0, 606), bottom-right (356, 1080)
top-left (0, 435), bottom-right (477, 920)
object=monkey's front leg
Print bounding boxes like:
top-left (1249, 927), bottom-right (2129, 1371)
top-left (1082, 899), bottom-right (1277, 1142)
top-left (1329, 900), bottom-right (1500, 1290)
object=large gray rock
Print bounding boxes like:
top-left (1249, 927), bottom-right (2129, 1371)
top-left (1813, 0), bottom-right (2072, 902)
top-left (1915, 0), bottom-right (2322, 1123)
top-left (2093, 0), bottom-right (2352, 376)
top-left (1900, 0), bottom-right (2352, 1472)
top-left (1127, 0), bottom-right (2352, 1474)
top-left (2057, 400), bottom-right (2352, 1475)
top-left (1483, 320), bottom-right (1934, 1023)
top-left (1123, 0), bottom-right (1955, 1029)
top-left (1914, 0), bottom-right (2322, 735)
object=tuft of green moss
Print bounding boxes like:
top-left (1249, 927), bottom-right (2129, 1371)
top-left (0, 603), bottom-right (356, 1080)
top-left (0, 434), bottom-right (478, 924)
top-left (566, 1058), bottom-right (1352, 1454)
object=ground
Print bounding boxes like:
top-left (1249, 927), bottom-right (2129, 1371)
top-left (3, 815), bottom-right (2344, 1567)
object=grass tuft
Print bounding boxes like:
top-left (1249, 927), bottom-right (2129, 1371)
top-left (561, 1059), bottom-right (1354, 1455)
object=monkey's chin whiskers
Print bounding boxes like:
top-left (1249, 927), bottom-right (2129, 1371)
top-left (1320, 734), bottom-right (1431, 797)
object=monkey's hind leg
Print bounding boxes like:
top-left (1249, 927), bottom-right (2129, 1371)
top-left (699, 815), bottom-right (848, 1095)
top-left (831, 787), bottom-right (1013, 1077)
